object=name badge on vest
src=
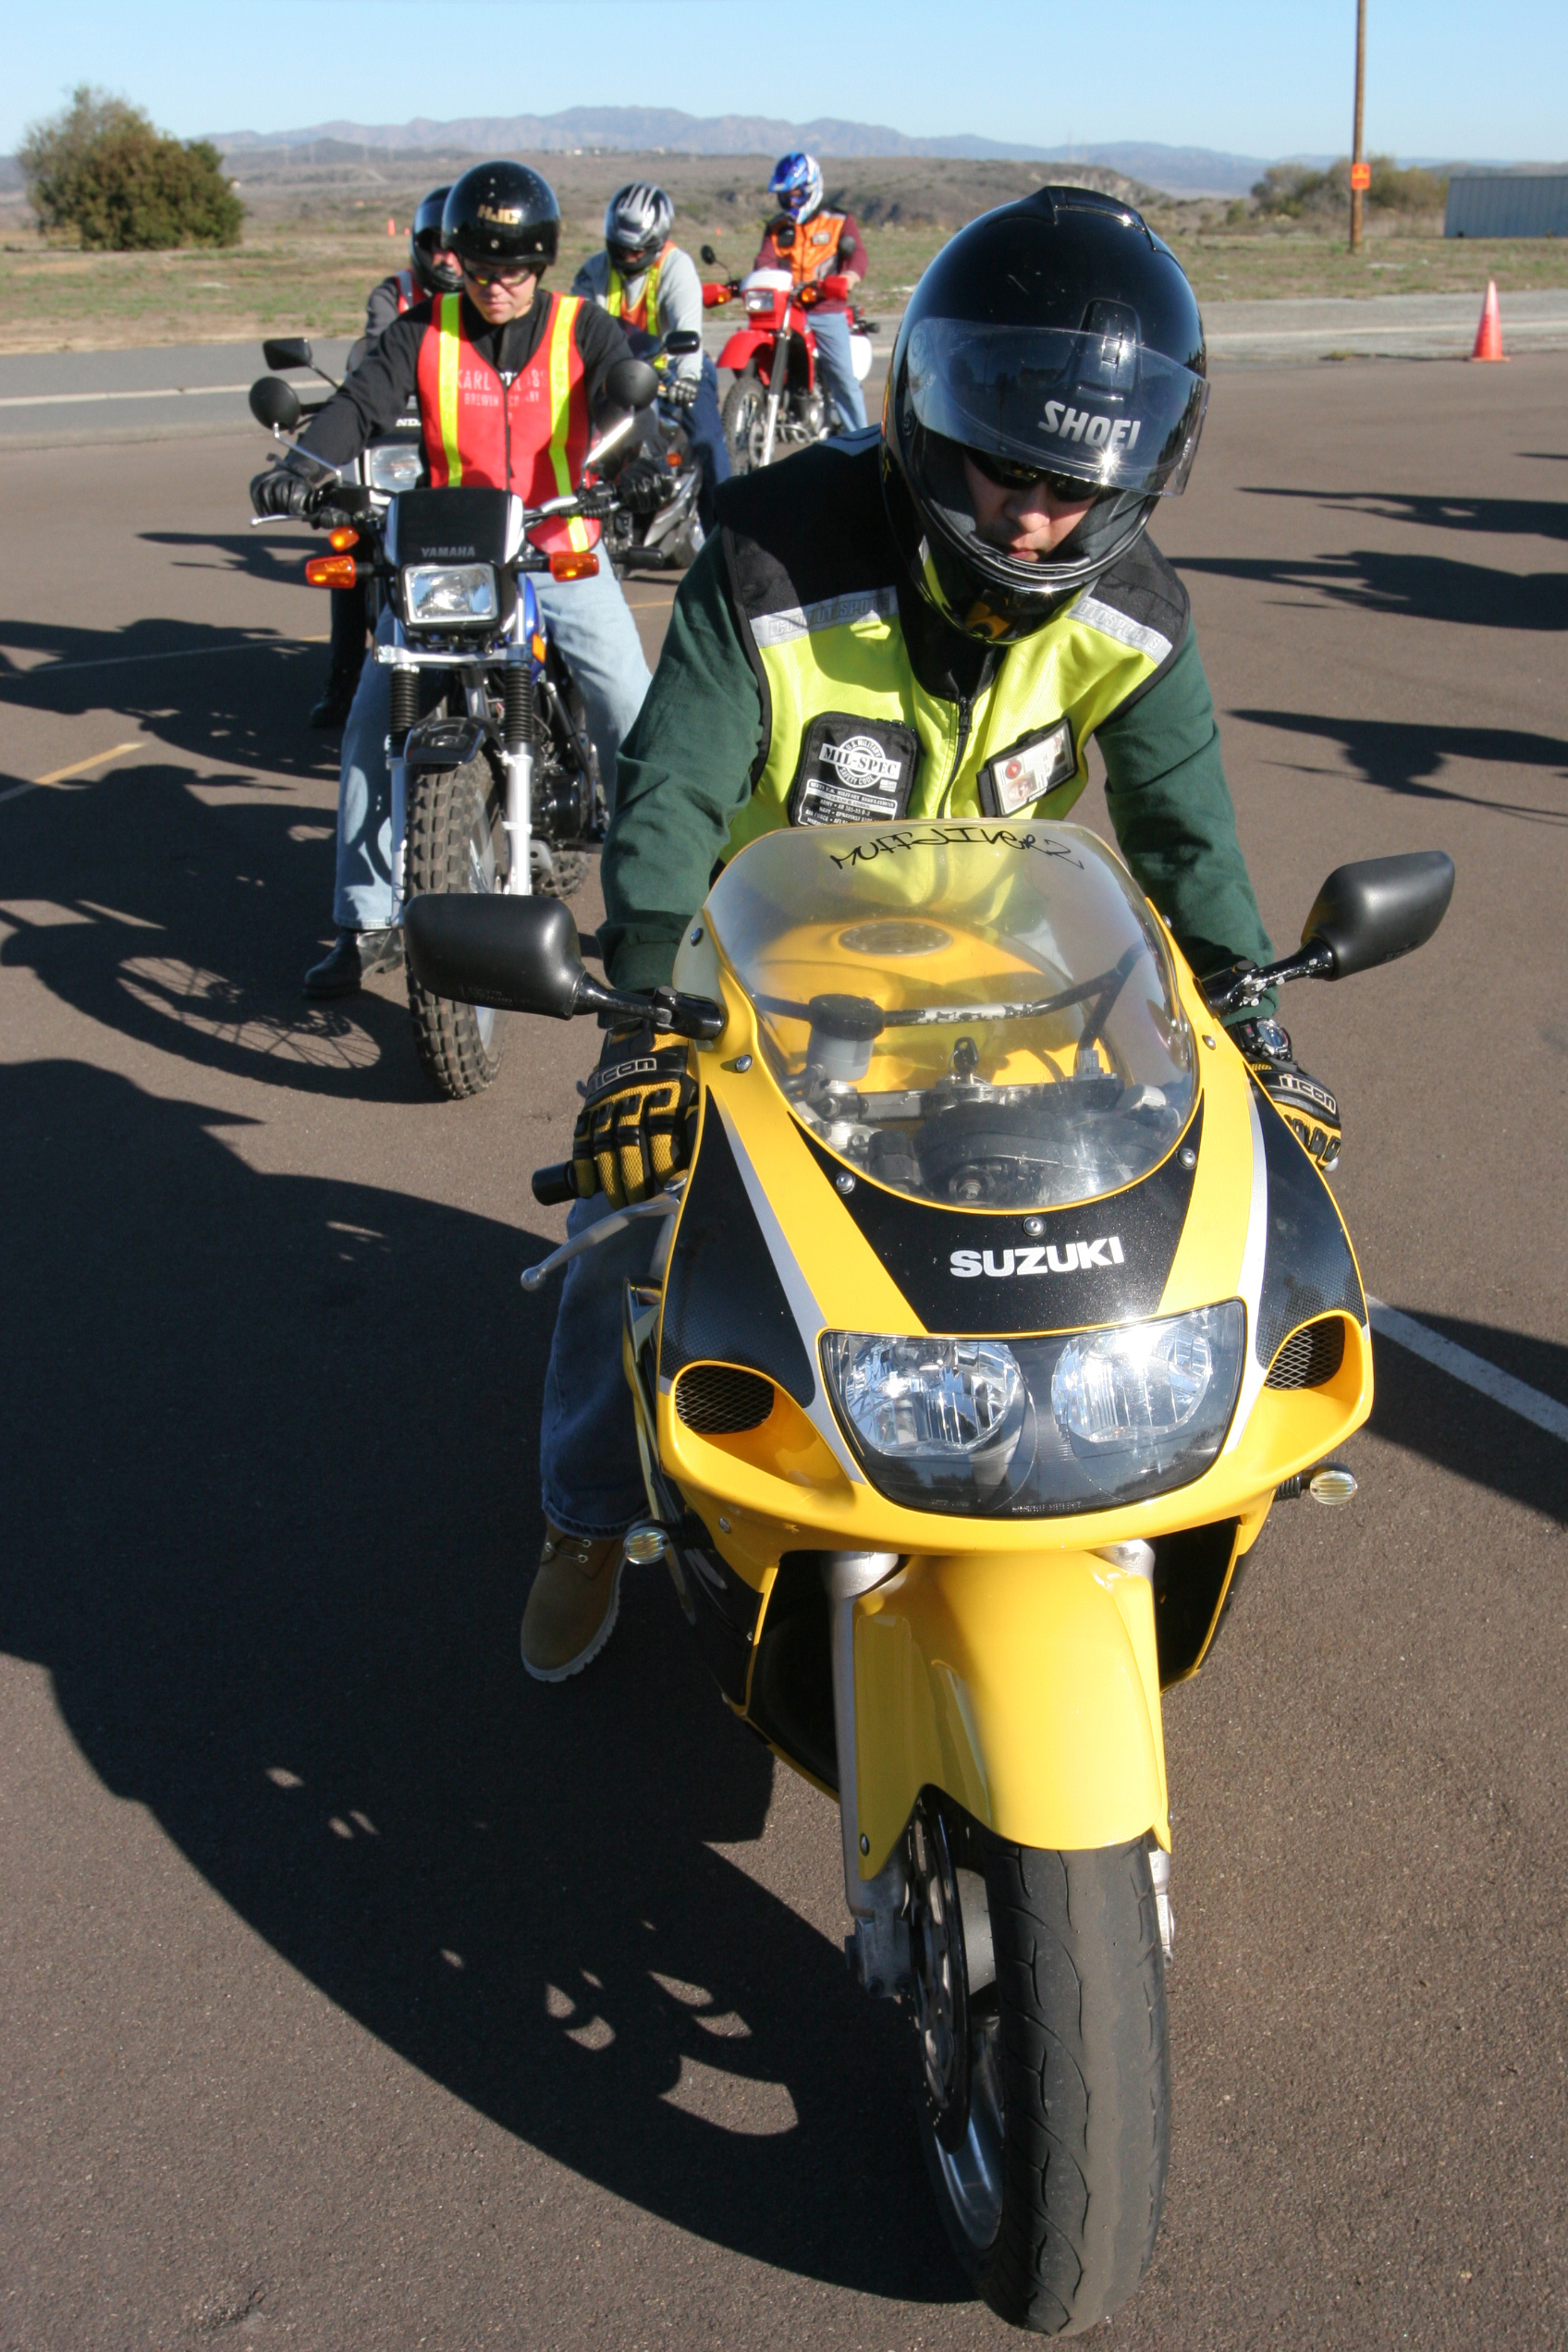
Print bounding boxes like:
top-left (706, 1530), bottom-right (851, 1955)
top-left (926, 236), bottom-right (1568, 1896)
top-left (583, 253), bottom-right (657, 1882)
top-left (787, 715), bottom-right (920, 828)
top-left (978, 719), bottom-right (1076, 818)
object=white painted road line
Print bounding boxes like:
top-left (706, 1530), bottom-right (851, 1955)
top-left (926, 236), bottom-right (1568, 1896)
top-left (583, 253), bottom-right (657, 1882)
top-left (1368, 1298), bottom-right (1568, 1443)
top-left (0, 384), bottom-right (251, 410)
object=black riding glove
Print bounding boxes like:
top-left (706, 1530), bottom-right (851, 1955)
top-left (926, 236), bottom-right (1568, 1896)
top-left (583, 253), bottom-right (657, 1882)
top-left (1233, 1019), bottom-right (1342, 1172)
top-left (662, 375), bottom-right (699, 410)
top-left (250, 463), bottom-right (318, 519)
top-left (570, 1024), bottom-right (697, 1207)
top-left (614, 455), bottom-right (668, 516)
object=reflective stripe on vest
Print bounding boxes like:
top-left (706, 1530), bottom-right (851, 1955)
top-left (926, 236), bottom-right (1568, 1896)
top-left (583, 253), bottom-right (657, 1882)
top-left (767, 212), bottom-right (846, 288)
top-left (724, 582), bottom-right (1171, 864)
top-left (606, 241), bottom-right (672, 334)
top-left (419, 292), bottom-right (591, 547)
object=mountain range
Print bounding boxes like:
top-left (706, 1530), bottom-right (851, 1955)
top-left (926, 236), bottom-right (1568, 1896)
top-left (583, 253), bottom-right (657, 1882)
top-left (211, 109), bottom-right (1282, 198)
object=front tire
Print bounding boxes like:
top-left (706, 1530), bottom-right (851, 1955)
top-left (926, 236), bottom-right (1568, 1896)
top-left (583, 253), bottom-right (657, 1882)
top-left (910, 1805), bottom-right (1170, 2335)
top-left (403, 749), bottom-right (507, 1099)
top-left (721, 362), bottom-right (768, 473)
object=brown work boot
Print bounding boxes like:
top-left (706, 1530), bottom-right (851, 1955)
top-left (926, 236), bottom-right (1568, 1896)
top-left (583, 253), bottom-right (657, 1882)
top-left (521, 1525), bottom-right (628, 1682)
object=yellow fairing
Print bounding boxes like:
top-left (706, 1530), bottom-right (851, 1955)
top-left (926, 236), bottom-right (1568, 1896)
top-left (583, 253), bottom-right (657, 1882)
top-left (853, 1550), bottom-right (1169, 1876)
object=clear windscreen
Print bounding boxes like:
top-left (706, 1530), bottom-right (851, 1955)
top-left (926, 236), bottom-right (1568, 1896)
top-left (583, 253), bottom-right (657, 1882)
top-left (906, 316), bottom-right (1208, 496)
top-left (707, 822), bottom-right (1196, 1211)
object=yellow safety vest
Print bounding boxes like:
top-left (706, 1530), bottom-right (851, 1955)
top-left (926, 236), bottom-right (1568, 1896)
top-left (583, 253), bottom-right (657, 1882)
top-left (606, 241), bottom-right (673, 336)
top-left (719, 448), bottom-right (1185, 864)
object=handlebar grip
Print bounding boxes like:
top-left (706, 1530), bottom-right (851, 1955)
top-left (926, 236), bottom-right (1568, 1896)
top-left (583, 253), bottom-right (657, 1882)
top-left (532, 1161), bottom-right (579, 1207)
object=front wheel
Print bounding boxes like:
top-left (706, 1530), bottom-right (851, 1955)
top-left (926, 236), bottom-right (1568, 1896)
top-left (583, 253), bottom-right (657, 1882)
top-left (909, 1804), bottom-right (1170, 2334)
top-left (403, 749), bottom-right (507, 1099)
top-left (721, 362), bottom-right (768, 473)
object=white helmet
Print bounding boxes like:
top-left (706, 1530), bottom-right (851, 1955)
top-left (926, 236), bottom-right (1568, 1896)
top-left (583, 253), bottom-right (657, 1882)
top-left (604, 183), bottom-right (674, 274)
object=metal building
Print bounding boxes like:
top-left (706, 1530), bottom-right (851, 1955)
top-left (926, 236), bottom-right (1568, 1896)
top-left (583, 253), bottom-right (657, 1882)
top-left (1445, 174), bottom-right (1568, 238)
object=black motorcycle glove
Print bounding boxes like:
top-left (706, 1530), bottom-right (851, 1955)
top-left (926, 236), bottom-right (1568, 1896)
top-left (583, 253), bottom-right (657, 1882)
top-left (662, 375), bottom-right (699, 410)
top-left (250, 463), bottom-right (318, 519)
top-left (570, 1024), bottom-right (697, 1207)
top-left (1233, 1019), bottom-right (1342, 1172)
top-left (614, 455), bottom-right (668, 516)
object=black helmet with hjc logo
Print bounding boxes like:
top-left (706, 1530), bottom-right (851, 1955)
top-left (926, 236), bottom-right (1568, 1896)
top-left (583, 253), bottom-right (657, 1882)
top-left (443, 160), bottom-right (561, 272)
top-left (883, 187), bottom-right (1209, 641)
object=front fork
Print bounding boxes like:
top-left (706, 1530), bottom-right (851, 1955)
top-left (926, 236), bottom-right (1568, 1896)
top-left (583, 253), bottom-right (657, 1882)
top-left (387, 650), bottom-right (418, 925)
top-left (826, 1550), bottom-right (912, 1996)
top-left (759, 329), bottom-right (790, 467)
top-left (499, 641), bottom-right (533, 897)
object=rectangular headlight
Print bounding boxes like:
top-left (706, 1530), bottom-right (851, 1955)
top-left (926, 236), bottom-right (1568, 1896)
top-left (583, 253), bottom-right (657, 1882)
top-left (402, 562), bottom-right (497, 628)
top-left (822, 1303), bottom-right (1245, 1516)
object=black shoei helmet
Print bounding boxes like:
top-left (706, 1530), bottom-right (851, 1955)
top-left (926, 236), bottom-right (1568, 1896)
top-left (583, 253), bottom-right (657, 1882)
top-left (410, 185), bottom-right (461, 297)
top-left (884, 187), bottom-right (1208, 643)
top-left (443, 160), bottom-right (560, 273)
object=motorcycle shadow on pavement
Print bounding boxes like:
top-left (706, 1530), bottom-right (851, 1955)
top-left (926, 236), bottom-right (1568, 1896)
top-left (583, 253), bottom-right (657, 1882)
top-left (0, 612), bottom-right (343, 786)
top-left (0, 1058), bottom-right (964, 2308)
top-left (138, 524), bottom-right (331, 590)
top-left (0, 748), bottom-right (434, 1106)
top-left (1229, 709), bottom-right (1568, 827)
top-left (1177, 545), bottom-right (1568, 632)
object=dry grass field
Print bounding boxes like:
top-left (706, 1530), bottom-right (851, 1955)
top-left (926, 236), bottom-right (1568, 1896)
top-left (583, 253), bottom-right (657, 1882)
top-left (3, 147), bottom-right (1566, 353)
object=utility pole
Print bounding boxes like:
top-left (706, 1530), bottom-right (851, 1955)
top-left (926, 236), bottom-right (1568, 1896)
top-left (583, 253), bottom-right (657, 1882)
top-left (1349, 0), bottom-right (1369, 254)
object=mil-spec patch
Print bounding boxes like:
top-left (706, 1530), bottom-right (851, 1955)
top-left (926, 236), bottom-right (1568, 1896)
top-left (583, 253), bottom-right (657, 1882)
top-left (787, 713), bottom-right (921, 827)
top-left (977, 719), bottom-right (1076, 817)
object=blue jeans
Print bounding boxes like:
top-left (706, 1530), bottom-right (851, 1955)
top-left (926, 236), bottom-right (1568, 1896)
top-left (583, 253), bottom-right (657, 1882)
top-left (538, 1191), bottom-right (660, 1537)
top-left (812, 311), bottom-right (868, 435)
top-left (684, 355), bottom-right (731, 533)
top-left (334, 567), bottom-right (652, 931)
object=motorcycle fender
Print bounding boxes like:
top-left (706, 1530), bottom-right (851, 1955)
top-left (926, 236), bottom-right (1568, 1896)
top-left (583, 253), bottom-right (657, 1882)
top-left (717, 329), bottom-right (768, 375)
top-left (404, 715), bottom-right (486, 772)
top-left (853, 1550), bottom-right (1170, 1876)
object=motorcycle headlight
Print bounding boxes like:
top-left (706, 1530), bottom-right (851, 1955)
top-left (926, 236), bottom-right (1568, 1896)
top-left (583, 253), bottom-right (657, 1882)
top-left (366, 444), bottom-right (423, 493)
top-left (402, 563), bottom-right (497, 629)
top-left (822, 1303), bottom-right (1244, 1517)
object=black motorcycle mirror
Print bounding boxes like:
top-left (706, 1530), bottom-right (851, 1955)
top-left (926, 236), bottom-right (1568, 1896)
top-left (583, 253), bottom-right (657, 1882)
top-left (604, 355), bottom-right (660, 410)
top-left (263, 337), bottom-right (312, 372)
top-left (405, 894), bottom-right (726, 1038)
top-left (662, 330), bottom-right (703, 357)
top-left (249, 374), bottom-right (301, 432)
top-left (1203, 851), bottom-right (1455, 1015)
top-left (700, 245), bottom-right (717, 265)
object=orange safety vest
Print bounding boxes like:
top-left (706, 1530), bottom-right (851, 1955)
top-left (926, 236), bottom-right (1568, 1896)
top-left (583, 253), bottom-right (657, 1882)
top-left (765, 210), bottom-right (848, 290)
top-left (415, 290), bottom-right (594, 550)
top-left (606, 240), bottom-right (673, 334)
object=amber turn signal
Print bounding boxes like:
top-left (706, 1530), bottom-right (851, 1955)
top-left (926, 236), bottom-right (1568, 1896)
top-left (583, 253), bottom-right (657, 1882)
top-left (531, 631), bottom-right (547, 660)
top-left (304, 555), bottom-right (358, 589)
top-left (327, 526), bottom-right (360, 552)
top-left (548, 550), bottom-right (599, 582)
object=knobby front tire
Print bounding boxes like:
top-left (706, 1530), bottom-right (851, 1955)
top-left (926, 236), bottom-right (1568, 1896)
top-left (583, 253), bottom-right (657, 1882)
top-left (403, 750), bottom-right (507, 1100)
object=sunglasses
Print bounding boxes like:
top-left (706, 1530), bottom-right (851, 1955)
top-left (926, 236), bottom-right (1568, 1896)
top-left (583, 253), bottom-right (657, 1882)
top-left (462, 262), bottom-right (538, 290)
top-left (966, 447), bottom-right (1096, 502)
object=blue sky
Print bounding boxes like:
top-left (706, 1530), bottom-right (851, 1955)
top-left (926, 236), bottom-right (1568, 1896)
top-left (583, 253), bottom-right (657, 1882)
top-left (4, 0), bottom-right (1559, 164)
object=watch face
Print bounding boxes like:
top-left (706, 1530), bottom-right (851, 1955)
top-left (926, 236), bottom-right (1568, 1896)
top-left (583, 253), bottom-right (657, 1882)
top-left (1254, 1020), bottom-right (1292, 1060)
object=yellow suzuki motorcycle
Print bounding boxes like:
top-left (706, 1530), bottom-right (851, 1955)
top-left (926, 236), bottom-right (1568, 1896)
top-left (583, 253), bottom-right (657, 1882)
top-left (407, 820), bottom-right (1452, 2334)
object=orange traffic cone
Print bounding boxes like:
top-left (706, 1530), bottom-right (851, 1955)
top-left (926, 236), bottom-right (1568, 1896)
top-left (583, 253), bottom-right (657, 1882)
top-left (386, 216), bottom-right (398, 238)
top-left (1470, 278), bottom-right (1508, 361)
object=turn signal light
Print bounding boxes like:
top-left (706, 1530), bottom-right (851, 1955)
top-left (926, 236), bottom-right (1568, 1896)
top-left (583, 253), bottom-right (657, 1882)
top-left (531, 631), bottom-right (547, 660)
top-left (548, 550), bottom-right (600, 582)
top-left (304, 555), bottom-right (358, 589)
top-left (327, 526), bottom-right (360, 552)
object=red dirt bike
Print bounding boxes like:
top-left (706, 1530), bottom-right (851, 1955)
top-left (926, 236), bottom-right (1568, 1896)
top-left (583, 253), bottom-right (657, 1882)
top-left (702, 244), bottom-right (876, 473)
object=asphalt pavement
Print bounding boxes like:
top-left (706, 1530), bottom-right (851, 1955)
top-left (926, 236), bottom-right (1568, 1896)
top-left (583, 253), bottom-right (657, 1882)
top-left (1, 354), bottom-right (1566, 2350)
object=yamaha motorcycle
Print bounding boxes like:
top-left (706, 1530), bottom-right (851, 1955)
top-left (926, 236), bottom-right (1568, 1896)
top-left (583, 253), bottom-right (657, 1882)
top-left (250, 352), bottom-right (658, 1101)
top-left (405, 827), bottom-right (1452, 2327)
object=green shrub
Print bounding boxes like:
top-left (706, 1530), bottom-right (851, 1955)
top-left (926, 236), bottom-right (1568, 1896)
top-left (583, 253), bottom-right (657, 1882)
top-left (19, 85), bottom-right (242, 249)
top-left (1250, 153), bottom-right (1448, 224)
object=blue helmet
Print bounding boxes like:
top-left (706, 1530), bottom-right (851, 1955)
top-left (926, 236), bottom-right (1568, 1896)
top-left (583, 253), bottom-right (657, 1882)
top-left (768, 152), bottom-right (823, 222)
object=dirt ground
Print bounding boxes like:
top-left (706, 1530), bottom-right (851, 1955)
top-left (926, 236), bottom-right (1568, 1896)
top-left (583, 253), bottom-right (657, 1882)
top-left (3, 148), bottom-right (1566, 353)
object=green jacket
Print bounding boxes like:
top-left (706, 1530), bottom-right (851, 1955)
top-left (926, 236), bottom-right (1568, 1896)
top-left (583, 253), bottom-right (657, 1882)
top-left (602, 440), bottom-right (1272, 1001)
